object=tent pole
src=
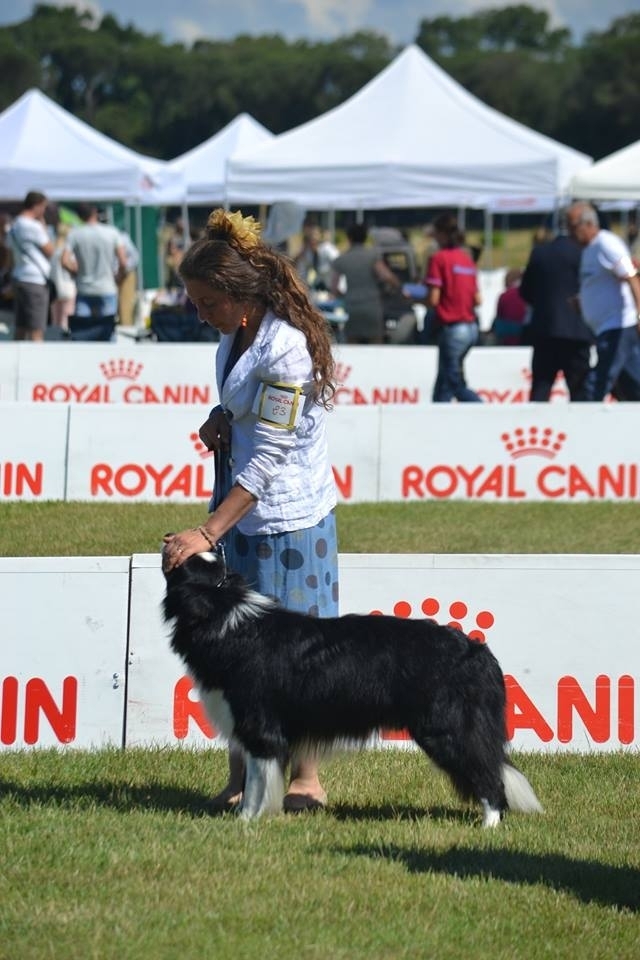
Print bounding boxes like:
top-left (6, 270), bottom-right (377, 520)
top-left (157, 210), bottom-right (166, 289)
top-left (484, 208), bottom-right (493, 268)
top-left (621, 207), bottom-right (629, 241)
top-left (223, 158), bottom-right (230, 211)
top-left (181, 201), bottom-right (191, 249)
top-left (134, 203), bottom-right (144, 294)
top-left (327, 208), bottom-right (336, 242)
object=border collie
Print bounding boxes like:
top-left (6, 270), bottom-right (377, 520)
top-left (162, 547), bottom-right (542, 827)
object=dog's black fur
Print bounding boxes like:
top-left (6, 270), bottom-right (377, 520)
top-left (162, 548), bottom-right (542, 825)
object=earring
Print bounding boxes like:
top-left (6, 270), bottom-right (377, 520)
top-left (241, 314), bottom-right (248, 328)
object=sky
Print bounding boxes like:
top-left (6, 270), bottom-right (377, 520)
top-left (0, 0), bottom-right (637, 47)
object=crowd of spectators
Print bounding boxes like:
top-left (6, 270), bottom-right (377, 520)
top-left (3, 191), bottom-right (640, 405)
top-left (0, 191), bottom-right (139, 342)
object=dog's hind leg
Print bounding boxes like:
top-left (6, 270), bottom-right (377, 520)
top-left (239, 755), bottom-right (285, 820)
top-left (410, 726), bottom-right (508, 827)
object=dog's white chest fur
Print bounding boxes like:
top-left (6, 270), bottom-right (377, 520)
top-left (196, 685), bottom-right (235, 741)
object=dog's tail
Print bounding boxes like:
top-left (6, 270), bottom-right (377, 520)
top-left (502, 762), bottom-right (544, 814)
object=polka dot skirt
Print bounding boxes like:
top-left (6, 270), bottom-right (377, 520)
top-left (224, 511), bottom-right (339, 617)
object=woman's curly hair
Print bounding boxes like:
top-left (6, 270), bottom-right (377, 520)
top-left (179, 209), bottom-right (336, 407)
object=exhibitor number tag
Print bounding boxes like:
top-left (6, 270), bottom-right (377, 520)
top-left (252, 381), bottom-right (304, 431)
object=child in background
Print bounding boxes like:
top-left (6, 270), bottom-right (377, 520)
top-left (49, 222), bottom-right (76, 333)
top-left (492, 268), bottom-right (528, 345)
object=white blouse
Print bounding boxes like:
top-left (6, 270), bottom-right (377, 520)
top-left (215, 310), bottom-right (336, 536)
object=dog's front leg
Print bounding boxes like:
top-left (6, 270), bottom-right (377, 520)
top-left (239, 756), bottom-right (285, 820)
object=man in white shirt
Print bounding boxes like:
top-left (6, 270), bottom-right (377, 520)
top-left (566, 201), bottom-right (640, 400)
top-left (9, 191), bottom-right (54, 341)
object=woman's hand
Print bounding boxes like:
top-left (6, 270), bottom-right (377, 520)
top-left (162, 527), bottom-right (210, 570)
top-left (199, 407), bottom-right (231, 452)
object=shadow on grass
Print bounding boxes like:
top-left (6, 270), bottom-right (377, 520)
top-left (333, 842), bottom-right (640, 913)
top-left (5, 779), bottom-right (638, 911)
top-left (331, 802), bottom-right (475, 826)
top-left (1, 779), bottom-right (474, 825)
top-left (0, 779), bottom-right (216, 816)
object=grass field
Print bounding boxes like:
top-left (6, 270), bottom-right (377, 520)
top-left (1, 748), bottom-right (638, 960)
top-left (3, 499), bottom-right (640, 556)
top-left (1, 500), bottom-right (639, 958)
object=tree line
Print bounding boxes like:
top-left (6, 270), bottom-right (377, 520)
top-left (1, 3), bottom-right (638, 163)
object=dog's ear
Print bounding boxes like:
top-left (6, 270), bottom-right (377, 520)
top-left (161, 545), bottom-right (171, 575)
top-left (161, 533), bottom-right (178, 574)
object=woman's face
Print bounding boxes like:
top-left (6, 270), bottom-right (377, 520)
top-left (184, 278), bottom-right (243, 335)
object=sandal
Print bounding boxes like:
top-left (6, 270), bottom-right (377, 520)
top-left (283, 793), bottom-right (326, 813)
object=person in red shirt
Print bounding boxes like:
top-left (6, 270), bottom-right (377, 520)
top-left (425, 213), bottom-right (482, 401)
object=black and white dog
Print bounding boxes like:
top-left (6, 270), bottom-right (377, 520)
top-left (162, 547), bottom-right (542, 827)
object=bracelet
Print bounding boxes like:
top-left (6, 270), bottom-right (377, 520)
top-left (197, 526), bottom-right (217, 549)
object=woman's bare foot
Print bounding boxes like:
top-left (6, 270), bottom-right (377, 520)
top-left (284, 768), bottom-right (327, 812)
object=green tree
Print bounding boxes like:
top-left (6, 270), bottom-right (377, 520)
top-left (416, 4), bottom-right (570, 57)
top-left (0, 37), bottom-right (41, 110)
top-left (449, 49), bottom-right (578, 146)
top-left (561, 14), bottom-right (640, 158)
top-left (479, 5), bottom-right (570, 53)
top-left (0, 2), bottom-right (637, 167)
top-left (416, 15), bottom-right (484, 57)
top-left (414, 6), bottom-right (577, 151)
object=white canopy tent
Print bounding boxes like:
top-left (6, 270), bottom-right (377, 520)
top-left (227, 44), bottom-right (591, 212)
top-left (167, 113), bottom-right (273, 205)
top-left (569, 139), bottom-right (640, 201)
top-left (0, 89), bottom-right (184, 205)
top-left (0, 89), bottom-right (187, 296)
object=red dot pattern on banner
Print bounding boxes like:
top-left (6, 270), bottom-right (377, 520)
top-left (421, 597), bottom-right (440, 616)
top-left (449, 600), bottom-right (467, 619)
top-left (190, 432), bottom-right (212, 459)
top-left (393, 601), bottom-right (412, 618)
top-left (368, 597), bottom-right (495, 643)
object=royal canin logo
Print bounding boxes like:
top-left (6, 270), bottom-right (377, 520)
top-left (333, 362), bottom-right (420, 405)
top-left (402, 425), bottom-right (640, 501)
top-left (99, 359), bottom-right (144, 381)
top-left (370, 596), bottom-right (494, 643)
top-left (332, 363), bottom-right (569, 405)
top-left (190, 433), bottom-right (214, 460)
top-left (0, 414), bottom-right (218, 500)
top-left (501, 426), bottom-right (567, 459)
top-left (31, 359), bottom-right (213, 404)
top-left (478, 368), bottom-right (568, 404)
top-left (91, 432), bottom-right (213, 499)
